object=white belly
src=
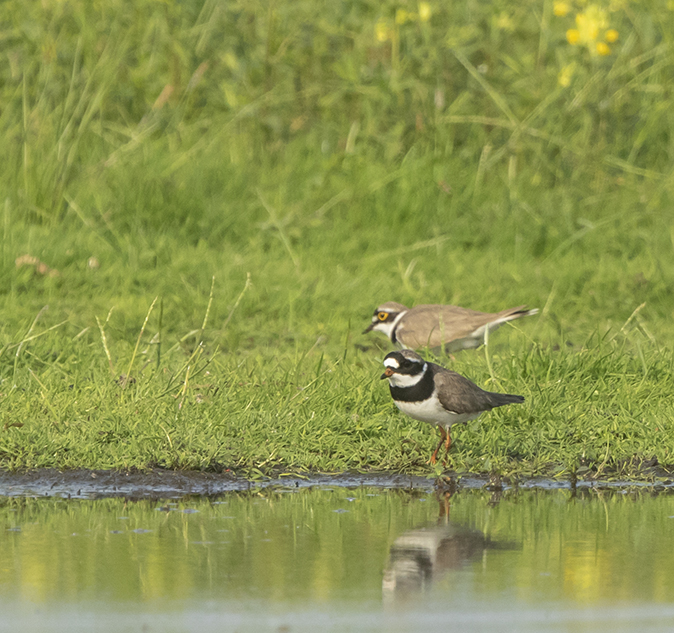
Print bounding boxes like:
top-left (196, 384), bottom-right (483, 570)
top-left (394, 398), bottom-right (480, 428)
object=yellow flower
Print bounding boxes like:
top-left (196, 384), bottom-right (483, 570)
top-left (554, 1), bottom-right (571, 17)
top-left (375, 21), bottom-right (390, 42)
top-left (395, 9), bottom-right (409, 24)
top-left (566, 29), bottom-right (580, 44)
top-left (418, 2), bottom-right (432, 21)
top-left (587, 5), bottom-right (608, 27)
top-left (596, 41), bottom-right (611, 55)
top-left (575, 12), bottom-right (599, 42)
top-left (605, 28), bottom-right (619, 42)
top-left (558, 63), bottom-right (575, 87)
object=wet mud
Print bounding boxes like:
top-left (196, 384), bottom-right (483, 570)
top-left (0, 468), bottom-right (670, 499)
top-left (0, 469), bottom-right (435, 499)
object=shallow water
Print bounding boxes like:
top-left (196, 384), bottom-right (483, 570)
top-left (2, 485), bottom-right (674, 632)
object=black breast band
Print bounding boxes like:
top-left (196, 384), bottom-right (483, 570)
top-left (389, 367), bottom-right (435, 402)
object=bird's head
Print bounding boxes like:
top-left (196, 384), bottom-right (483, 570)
top-left (364, 302), bottom-right (408, 338)
top-left (381, 350), bottom-right (427, 386)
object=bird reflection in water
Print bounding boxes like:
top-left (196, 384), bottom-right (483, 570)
top-left (382, 492), bottom-right (512, 601)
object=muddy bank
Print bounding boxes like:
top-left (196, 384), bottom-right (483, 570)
top-left (0, 469), bottom-right (437, 499)
top-left (0, 468), bottom-right (671, 499)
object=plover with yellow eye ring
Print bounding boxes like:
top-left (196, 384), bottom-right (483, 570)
top-left (365, 301), bottom-right (538, 352)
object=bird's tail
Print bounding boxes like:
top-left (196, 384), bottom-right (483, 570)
top-left (496, 306), bottom-right (539, 323)
top-left (488, 392), bottom-right (524, 407)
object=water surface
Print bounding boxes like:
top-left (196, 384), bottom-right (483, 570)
top-left (2, 486), bottom-right (674, 632)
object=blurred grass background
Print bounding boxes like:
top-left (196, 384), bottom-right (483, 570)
top-left (0, 0), bottom-right (672, 477)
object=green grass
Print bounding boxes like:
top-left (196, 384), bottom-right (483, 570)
top-left (0, 0), bottom-right (673, 479)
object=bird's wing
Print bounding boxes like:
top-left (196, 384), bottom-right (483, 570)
top-left (398, 304), bottom-right (536, 348)
top-left (433, 364), bottom-right (524, 412)
top-left (397, 305), bottom-right (497, 348)
top-left (431, 365), bottom-right (496, 414)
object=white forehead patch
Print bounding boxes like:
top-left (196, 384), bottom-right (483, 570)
top-left (383, 357), bottom-right (400, 369)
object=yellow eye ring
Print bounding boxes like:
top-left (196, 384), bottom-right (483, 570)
top-left (377, 312), bottom-right (388, 321)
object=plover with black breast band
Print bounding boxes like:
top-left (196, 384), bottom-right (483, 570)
top-left (380, 350), bottom-right (524, 464)
top-left (365, 301), bottom-right (538, 352)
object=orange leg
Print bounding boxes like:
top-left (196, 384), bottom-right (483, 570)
top-left (442, 428), bottom-right (452, 465)
top-left (431, 426), bottom-right (447, 465)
